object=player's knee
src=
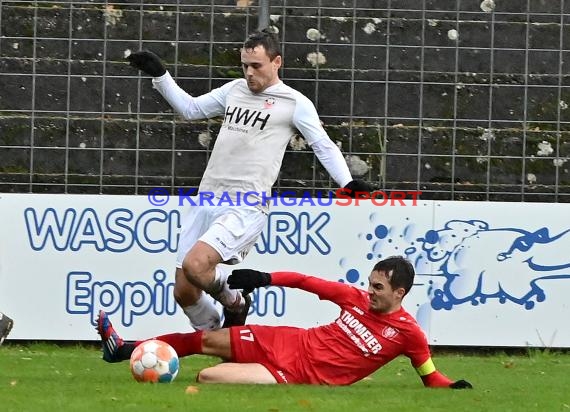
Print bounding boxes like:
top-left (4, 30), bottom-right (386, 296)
top-left (182, 255), bottom-right (211, 284)
top-left (183, 257), bottom-right (220, 294)
top-left (182, 255), bottom-right (201, 277)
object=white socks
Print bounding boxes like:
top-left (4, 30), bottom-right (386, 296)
top-left (182, 266), bottom-right (246, 330)
top-left (182, 292), bottom-right (220, 331)
top-left (210, 266), bottom-right (245, 311)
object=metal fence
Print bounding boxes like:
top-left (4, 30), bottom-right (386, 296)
top-left (1, 0), bottom-right (569, 201)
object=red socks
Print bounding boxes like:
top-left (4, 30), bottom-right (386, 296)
top-left (135, 330), bottom-right (203, 357)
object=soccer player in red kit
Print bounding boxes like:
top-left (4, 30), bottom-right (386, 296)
top-left (97, 256), bottom-right (472, 388)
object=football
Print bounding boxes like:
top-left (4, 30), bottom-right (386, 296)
top-left (129, 339), bottom-right (179, 383)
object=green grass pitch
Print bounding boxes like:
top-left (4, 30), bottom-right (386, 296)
top-left (1, 343), bottom-right (569, 411)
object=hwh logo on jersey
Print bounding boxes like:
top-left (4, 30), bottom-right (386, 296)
top-left (223, 106), bottom-right (270, 130)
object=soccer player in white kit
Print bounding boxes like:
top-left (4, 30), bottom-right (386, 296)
top-left (127, 29), bottom-right (371, 331)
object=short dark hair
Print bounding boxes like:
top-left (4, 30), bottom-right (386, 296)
top-left (372, 256), bottom-right (415, 296)
top-left (243, 28), bottom-right (281, 60)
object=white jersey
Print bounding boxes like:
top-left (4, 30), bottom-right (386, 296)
top-left (153, 74), bottom-right (352, 203)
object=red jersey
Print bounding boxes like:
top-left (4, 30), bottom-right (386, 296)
top-left (230, 271), bottom-right (452, 386)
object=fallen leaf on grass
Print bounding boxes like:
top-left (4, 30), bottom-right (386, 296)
top-left (185, 385), bottom-right (200, 394)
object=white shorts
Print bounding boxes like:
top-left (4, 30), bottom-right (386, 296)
top-left (176, 203), bottom-right (267, 267)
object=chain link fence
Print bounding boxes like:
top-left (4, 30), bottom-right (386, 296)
top-left (1, 0), bottom-right (569, 201)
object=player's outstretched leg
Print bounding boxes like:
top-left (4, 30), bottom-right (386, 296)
top-left (0, 312), bottom-right (14, 346)
top-left (96, 310), bottom-right (126, 363)
top-left (222, 293), bottom-right (251, 328)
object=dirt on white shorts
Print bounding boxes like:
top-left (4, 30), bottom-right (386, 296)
top-left (176, 203), bottom-right (267, 267)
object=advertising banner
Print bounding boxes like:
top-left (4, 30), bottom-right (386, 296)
top-left (0, 193), bottom-right (568, 347)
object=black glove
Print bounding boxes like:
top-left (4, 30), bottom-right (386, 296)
top-left (449, 379), bottom-right (473, 389)
top-left (228, 269), bottom-right (272, 291)
top-left (341, 179), bottom-right (373, 198)
top-left (127, 50), bottom-right (166, 77)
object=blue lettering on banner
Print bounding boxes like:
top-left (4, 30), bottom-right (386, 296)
top-left (24, 207), bottom-right (180, 253)
top-left (67, 270), bottom-right (287, 326)
top-left (24, 208), bottom-right (331, 256)
top-left (249, 287), bottom-right (286, 317)
top-left (66, 270), bottom-right (177, 326)
top-left (255, 211), bottom-right (331, 255)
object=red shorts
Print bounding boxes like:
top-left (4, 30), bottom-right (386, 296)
top-left (229, 325), bottom-right (307, 384)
